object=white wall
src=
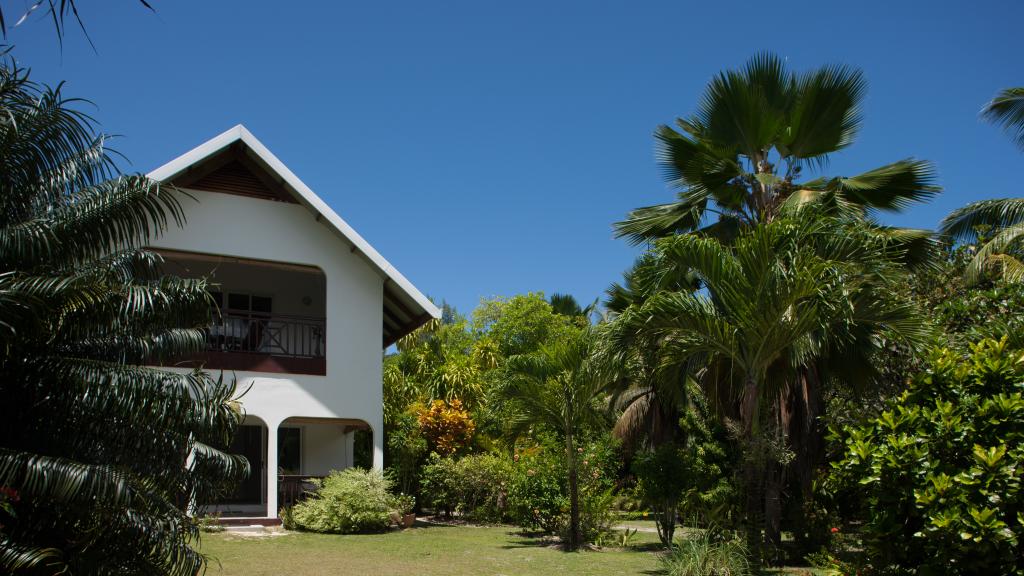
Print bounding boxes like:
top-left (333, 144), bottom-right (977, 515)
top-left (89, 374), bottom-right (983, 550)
top-left (153, 189), bottom-right (386, 516)
top-left (301, 424), bottom-right (350, 476)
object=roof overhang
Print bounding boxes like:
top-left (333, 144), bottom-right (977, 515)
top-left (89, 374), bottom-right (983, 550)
top-left (148, 125), bottom-right (440, 347)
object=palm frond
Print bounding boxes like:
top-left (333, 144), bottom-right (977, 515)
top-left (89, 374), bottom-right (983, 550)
top-left (940, 197), bottom-right (1024, 242)
top-left (801, 159), bottom-right (939, 212)
top-left (965, 223), bottom-right (1024, 285)
top-left (784, 63), bottom-right (866, 159)
top-left (982, 87), bottom-right (1024, 151)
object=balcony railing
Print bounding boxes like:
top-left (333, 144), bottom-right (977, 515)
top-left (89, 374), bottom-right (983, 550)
top-left (206, 312), bottom-right (326, 359)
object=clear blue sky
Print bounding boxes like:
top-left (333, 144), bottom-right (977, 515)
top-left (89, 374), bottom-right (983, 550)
top-left (11, 0), bottom-right (1022, 315)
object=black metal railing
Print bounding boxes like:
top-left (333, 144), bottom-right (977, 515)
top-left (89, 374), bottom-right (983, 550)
top-left (206, 312), bottom-right (326, 359)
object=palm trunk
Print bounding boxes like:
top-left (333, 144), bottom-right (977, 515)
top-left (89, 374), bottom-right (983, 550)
top-left (764, 458), bottom-right (784, 563)
top-left (739, 374), bottom-right (763, 563)
top-left (655, 501), bottom-right (677, 548)
top-left (743, 455), bottom-right (764, 565)
top-left (565, 431), bottom-right (580, 551)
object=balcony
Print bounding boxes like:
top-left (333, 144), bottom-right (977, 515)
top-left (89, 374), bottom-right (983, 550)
top-left (156, 249), bottom-right (328, 375)
top-left (199, 311), bottom-right (326, 375)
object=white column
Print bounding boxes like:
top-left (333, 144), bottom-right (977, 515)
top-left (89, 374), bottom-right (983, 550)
top-left (343, 429), bottom-right (355, 469)
top-left (372, 421), bottom-right (384, 471)
top-left (265, 421), bottom-right (279, 518)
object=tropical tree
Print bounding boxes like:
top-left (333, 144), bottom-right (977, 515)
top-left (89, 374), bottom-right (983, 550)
top-left (615, 52), bottom-right (938, 245)
top-left (608, 209), bottom-right (930, 560)
top-left (0, 61), bottom-right (245, 574)
top-left (940, 87), bottom-right (1024, 285)
top-left (603, 253), bottom-right (699, 454)
top-left (548, 292), bottom-right (597, 322)
top-left (388, 308), bottom-right (485, 408)
top-left (499, 329), bottom-right (607, 550)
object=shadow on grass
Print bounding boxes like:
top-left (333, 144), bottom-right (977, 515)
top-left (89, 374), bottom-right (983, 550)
top-left (501, 531), bottom-right (554, 550)
top-left (501, 531), bottom-right (669, 556)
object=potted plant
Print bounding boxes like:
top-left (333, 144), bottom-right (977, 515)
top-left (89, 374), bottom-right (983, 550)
top-left (394, 493), bottom-right (416, 528)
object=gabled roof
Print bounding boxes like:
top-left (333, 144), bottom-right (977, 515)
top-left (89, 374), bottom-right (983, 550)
top-left (148, 125), bottom-right (440, 347)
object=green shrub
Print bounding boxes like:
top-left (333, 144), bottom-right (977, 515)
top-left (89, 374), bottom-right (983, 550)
top-left (568, 486), bottom-right (616, 545)
top-left (507, 446), bottom-right (569, 533)
top-left (386, 410), bottom-right (428, 495)
top-left (290, 468), bottom-right (396, 533)
top-left (827, 338), bottom-right (1024, 574)
top-left (662, 530), bottom-right (750, 576)
top-left (420, 453), bottom-right (512, 522)
top-left (453, 453), bottom-right (512, 522)
top-left (419, 454), bottom-right (460, 517)
top-left (507, 437), bottom-right (619, 541)
top-left (279, 506), bottom-right (296, 531)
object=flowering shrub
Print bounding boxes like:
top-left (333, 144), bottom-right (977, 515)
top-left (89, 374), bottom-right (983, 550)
top-left (507, 446), bottom-right (567, 533)
top-left (416, 399), bottom-right (475, 456)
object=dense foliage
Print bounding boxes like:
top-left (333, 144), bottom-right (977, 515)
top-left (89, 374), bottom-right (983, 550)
top-left (420, 453), bottom-right (511, 521)
top-left (290, 469), bottom-right (397, 534)
top-left (827, 338), bottom-right (1024, 575)
top-left (379, 55), bottom-right (1023, 572)
top-left (0, 61), bottom-right (245, 574)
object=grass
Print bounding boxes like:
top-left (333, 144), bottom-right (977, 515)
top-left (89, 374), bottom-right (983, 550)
top-left (199, 523), bottom-right (666, 576)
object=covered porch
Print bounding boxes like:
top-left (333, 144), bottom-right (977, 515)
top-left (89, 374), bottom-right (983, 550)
top-left (205, 415), bottom-right (372, 519)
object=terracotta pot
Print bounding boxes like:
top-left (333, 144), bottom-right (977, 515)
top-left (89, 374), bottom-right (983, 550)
top-left (401, 513), bottom-right (416, 528)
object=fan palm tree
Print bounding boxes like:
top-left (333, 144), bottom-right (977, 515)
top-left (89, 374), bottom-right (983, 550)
top-left (500, 329), bottom-right (607, 551)
top-left (0, 61), bottom-right (245, 574)
top-left (615, 53), bottom-right (939, 245)
top-left (609, 209), bottom-right (930, 560)
top-left (940, 87), bottom-right (1024, 285)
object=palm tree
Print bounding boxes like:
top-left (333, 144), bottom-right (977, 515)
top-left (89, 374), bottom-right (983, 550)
top-left (0, 61), bottom-right (245, 574)
top-left (615, 53), bottom-right (939, 245)
top-left (609, 209), bottom-right (930, 560)
top-left (603, 253), bottom-right (700, 454)
top-left (500, 330), bottom-right (607, 551)
top-left (940, 87), bottom-right (1024, 284)
top-left (548, 292), bottom-right (597, 322)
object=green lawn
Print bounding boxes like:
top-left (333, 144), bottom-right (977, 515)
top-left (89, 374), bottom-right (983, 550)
top-left (199, 524), bottom-right (666, 576)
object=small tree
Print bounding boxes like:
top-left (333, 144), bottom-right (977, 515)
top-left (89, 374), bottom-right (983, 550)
top-left (634, 442), bottom-right (688, 546)
top-left (500, 329), bottom-right (606, 550)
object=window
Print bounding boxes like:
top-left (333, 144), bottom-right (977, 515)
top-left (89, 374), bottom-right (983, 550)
top-left (278, 427), bottom-right (301, 475)
top-left (210, 291), bottom-right (273, 315)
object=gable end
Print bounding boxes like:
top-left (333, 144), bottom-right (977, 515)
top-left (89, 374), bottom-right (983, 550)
top-left (171, 143), bottom-right (298, 204)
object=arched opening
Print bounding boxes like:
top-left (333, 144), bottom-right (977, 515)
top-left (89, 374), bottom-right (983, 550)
top-left (276, 417), bottom-right (372, 509)
top-left (210, 415), bottom-right (269, 518)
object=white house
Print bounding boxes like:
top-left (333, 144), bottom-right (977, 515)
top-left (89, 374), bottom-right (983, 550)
top-left (147, 125), bottom-right (440, 521)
